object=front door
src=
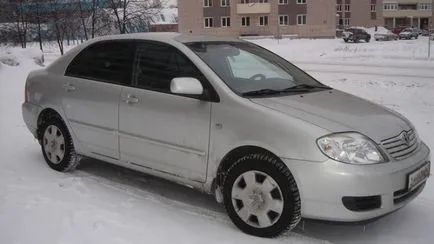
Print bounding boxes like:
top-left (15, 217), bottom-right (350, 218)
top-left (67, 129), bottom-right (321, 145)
top-left (119, 41), bottom-right (214, 182)
top-left (62, 40), bottom-right (135, 159)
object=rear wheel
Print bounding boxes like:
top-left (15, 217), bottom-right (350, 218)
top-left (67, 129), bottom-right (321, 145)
top-left (223, 153), bottom-right (301, 237)
top-left (40, 115), bottom-right (80, 172)
top-left (365, 37), bottom-right (370, 43)
top-left (344, 39), bottom-right (349, 43)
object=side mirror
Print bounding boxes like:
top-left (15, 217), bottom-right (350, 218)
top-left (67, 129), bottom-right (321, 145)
top-left (170, 77), bottom-right (203, 95)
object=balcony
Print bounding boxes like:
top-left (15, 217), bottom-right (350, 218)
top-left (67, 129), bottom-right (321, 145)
top-left (237, 3), bottom-right (271, 14)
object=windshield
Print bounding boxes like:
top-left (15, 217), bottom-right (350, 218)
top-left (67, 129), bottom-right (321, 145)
top-left (403, 28), bottom-right (412, 32)
top-left (186, 41), bottom-right (328, 97)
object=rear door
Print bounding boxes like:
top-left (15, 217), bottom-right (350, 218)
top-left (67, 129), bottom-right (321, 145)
top-left (62, 40), bottom-right (135, 159)
top-left (118, 41), bottom-right (217, 182)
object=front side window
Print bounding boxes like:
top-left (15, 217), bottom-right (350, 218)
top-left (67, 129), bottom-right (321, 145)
top-left (133, 43), bottom-right (205, 94)
top-left (186, 42), bottom-right (328, 97)
top-left (65, 41), bottom-right (135, 85)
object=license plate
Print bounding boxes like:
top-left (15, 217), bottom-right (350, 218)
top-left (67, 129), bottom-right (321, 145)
top-left (408, 162), bottom-right (431, 191)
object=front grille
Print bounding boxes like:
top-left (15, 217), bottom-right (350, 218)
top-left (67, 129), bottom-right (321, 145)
top-left (381, 130), bottom-right (419, 160)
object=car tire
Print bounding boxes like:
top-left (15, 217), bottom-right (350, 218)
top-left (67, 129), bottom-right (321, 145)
top-left (223, 153), bottom-right (301, 238)
top-left (344, 39), bottom-right (349, 43)
top-left (366, 38), bottom-right (370, 43)
top-left (39, 114), bottom-right (80, 172)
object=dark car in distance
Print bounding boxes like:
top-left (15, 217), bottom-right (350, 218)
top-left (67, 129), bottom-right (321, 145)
top-left (343, 28), bottom-right (371, 43)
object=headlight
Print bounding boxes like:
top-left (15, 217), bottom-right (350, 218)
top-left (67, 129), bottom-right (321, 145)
top-left (317, 132), bottom-right (385, 165)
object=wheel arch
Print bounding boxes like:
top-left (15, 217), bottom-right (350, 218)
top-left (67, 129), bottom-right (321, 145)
top-left (213, 145), bottom-right (287, 192)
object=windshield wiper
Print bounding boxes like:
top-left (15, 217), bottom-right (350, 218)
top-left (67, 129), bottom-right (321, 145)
top-left (242, 85), bottom-right (331, 97)
top-left (241, 89), bottom-right (282, 97)
top-left (283, 84), bottom-right (332, 91)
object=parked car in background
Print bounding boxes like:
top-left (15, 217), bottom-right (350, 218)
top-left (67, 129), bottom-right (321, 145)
top-left (399, 28), bottom-right (419, 40)
top-left (343, 27), bottom-right (371, 43)
top-left (420, 29), bottom-right (430, 36)
top-left (391, 27), bottom-right (406, 35)
top-left (22, 33), bottom-right (431, 238)
top-left (374, 32), bottom-right (398, 41)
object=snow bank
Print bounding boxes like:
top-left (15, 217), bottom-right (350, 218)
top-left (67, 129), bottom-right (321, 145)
top-left (250, 37), bottom-right (434, 65)
top-left (0, 46), bottom-right (44, 67)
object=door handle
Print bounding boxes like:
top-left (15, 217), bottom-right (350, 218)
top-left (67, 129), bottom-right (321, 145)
top-left (63, 83), bottom-right (76, 92)
top-left (123, 94), bottom-right (139, 105)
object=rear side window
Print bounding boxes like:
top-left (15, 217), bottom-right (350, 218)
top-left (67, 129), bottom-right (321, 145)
top-left (65, 41), bottom-right (135, 85)
top-left (133, 42), bottom-right (204, 92)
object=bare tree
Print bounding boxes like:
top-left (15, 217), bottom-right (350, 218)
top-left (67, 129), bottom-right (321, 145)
top-left (47, 0), bottom-right (68, 55)
top-left (13, 0), bottom-right (29, 48)
top-left (107, 0), bottom-right (162, 34)
top-left (76, 0), bottom-right (89, 40)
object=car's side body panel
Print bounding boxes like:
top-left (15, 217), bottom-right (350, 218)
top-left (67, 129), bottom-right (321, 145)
top-left (119, 86), bottom-right (212, 183)
top-left (60, 76), bottom-right (123, 159)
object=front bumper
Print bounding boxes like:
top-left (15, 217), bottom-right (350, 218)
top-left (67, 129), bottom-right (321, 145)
top-left (282, 142), bottom-right (431, 222)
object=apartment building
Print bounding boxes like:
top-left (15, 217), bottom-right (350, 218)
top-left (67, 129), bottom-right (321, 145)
top-left (336, 0), bottom-right (384, 28)
top-left (383, 0), bottom-right (433, 29)
top-left (178, 0), bottom-right (337, 38)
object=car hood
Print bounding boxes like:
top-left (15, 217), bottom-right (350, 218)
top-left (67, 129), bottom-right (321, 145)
top-left (250, 90), bottom-right (412, 143)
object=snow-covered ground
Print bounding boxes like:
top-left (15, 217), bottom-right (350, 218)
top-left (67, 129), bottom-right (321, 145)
top-left (1, 37), bottom-right (434, 244)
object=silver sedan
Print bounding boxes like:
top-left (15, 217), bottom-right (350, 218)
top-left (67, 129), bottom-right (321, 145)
top-left (22, 33), bottom-right (431, 237)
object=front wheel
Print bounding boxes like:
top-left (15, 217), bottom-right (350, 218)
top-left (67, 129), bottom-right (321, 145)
top-left (223, 153), bottom-right (301, 237)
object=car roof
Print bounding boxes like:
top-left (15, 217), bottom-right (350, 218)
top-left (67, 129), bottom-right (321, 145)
top-left (90, 32), bottom-right (244, 44)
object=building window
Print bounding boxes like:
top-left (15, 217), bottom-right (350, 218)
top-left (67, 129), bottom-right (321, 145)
top-left (344, 4), bottom-right (350, 12)
top-left (279, 15), bottom-right (289, 26)
top-left (296, 0), bottom-right (306, 4)
top-left (221, 0), bottom-right (230, 7)
top-left (221, 16), bottom-right (231, 27)
top-left (279, 0), bottom-right (288, 4)
top-left (419, 3), bottom-right (432, 11)
top-left (336, 4), bottom-right (342, 12)
top-left (258, 0), bottom-right (268, 2)
top-left (297, 15), bottom-right (306, 25)
top-left (203, 0), bottom-right (212, 7)
top-left (383, 3), bottom-right (397, 11)
top-left (241, 16), bottom-right (250, 27)
top-left (259, 16), bottom-right (268, 26)
top-left (371, 4), bottom-right (376, 12)
top-left (344, 18), bottom-right (350, 26)
top-left (204, 17), bottom-right (213, 28)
